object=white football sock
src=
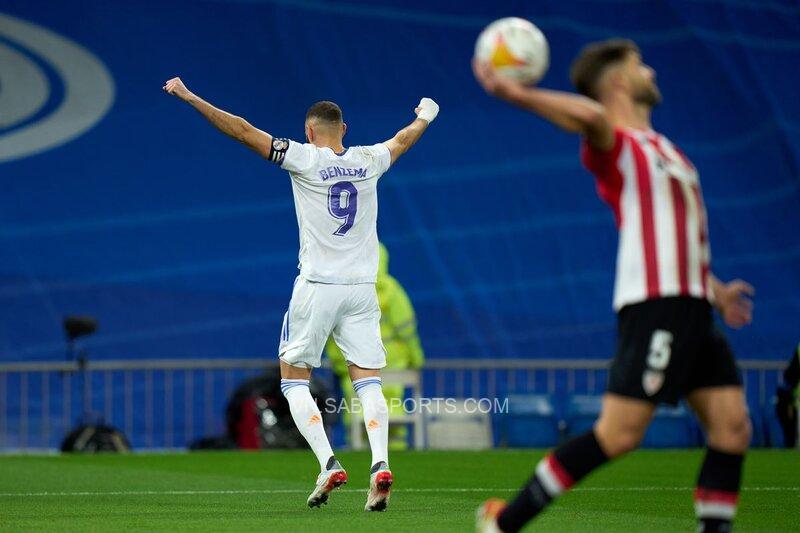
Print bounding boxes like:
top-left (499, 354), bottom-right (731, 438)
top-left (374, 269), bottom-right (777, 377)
top-left (280, 379), bottom-right (335, 471)
top-left (352, 377), bottom-right (389, 468)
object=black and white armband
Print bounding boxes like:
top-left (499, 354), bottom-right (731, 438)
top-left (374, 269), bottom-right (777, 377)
top-left (268, 138), bottom-right (290, 164)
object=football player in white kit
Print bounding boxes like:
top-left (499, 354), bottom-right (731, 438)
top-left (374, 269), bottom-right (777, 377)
top-left (163, 76), bottom-right (438, 511)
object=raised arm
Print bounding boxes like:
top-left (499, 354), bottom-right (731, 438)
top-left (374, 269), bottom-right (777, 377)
top-left (383, 98), bottom-right (439, 164)
top-left (472, 60), bottom-right (614, 151)
top-left (163, 77), bottom-right (272, 159)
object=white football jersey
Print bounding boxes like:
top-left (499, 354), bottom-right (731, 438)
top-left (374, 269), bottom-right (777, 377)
top-left (270, 138), bottom-right (392, 284)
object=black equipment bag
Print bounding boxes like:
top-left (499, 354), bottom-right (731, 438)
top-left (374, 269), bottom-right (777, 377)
top-left (225, 368), bottom-right (335, 449)
top-left (775, 344), bottom-right (799, 447)
top-left (61, 424), bottom-right (131, 453)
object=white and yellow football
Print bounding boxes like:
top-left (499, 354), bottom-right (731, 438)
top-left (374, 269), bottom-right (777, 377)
top-left (474, 17), bottom-right (550, 85)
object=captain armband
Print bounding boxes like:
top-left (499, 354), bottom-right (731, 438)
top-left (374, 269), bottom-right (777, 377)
top-left (268, 138), bottom-right (290, 164)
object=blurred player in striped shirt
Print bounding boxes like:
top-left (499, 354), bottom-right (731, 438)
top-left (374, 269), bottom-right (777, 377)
top-left (474, 39), bottom-right (754, 533)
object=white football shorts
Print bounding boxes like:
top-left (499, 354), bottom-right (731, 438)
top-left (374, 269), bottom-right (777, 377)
top-left (278, 277), bottom-right (386, 369)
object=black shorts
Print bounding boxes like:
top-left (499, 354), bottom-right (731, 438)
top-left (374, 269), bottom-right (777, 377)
top-left (608, 296), bottom-right (742, 405)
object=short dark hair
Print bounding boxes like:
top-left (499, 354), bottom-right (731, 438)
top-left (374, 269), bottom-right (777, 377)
top-left (305, 101), bottom-right (343, 124)
top-left (570, 39), bottom-right (640, 100)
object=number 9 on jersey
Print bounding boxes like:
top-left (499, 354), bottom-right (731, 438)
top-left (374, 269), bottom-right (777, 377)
top-left (328, 181), bottom-right (358, 236)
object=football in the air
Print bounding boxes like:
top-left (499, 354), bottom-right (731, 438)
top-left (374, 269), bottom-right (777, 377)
top-left (474, 17), bottom-right (550, 84)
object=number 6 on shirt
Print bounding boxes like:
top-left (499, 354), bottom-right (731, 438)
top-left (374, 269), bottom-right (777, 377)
top-left (328, 181), bottom-right (358, 236)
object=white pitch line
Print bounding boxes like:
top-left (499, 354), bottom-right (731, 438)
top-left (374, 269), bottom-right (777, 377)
top-left (0, 487), bottom-right (797, 498)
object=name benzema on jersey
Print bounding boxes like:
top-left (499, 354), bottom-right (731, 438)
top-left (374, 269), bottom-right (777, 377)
top-left (319, 165), bottom-right (368, 181)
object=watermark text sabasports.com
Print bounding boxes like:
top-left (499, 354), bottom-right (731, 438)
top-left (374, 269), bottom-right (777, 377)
top-left (322, 397), bottom-right (509, 415)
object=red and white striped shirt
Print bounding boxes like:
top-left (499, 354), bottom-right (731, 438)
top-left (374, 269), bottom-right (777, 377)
top-left (581, 127), bottom-right (711, 311)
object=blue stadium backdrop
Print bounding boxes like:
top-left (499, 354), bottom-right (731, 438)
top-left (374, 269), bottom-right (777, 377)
top-left (0, 0), bottom-right (798, 447)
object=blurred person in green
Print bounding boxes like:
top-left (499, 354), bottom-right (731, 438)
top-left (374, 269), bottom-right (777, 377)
top-left (325, 242), bottom-right (425, 450)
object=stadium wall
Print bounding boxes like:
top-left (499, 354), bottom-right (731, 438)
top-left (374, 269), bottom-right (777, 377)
top-left (0, 0), bottom-right (797, 402)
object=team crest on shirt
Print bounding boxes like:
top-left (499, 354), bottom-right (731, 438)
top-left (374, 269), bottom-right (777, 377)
top-left (664, 159), bottom-right (697, 184)
top-left (272, 139), bottom-right (289, 151)
top-left (642, 133), bottom-right (698, 185)
top-left (642, 370), bottom-right (665, 396)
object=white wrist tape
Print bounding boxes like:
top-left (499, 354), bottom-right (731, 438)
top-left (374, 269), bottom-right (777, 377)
top-left (417, 97), bottom-right (439, 123)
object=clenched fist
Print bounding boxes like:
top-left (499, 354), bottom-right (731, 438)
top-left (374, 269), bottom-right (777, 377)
top-left (414, 97), bottom-right (439, 123)
top-left (163, 77), bottom-right (192, 101)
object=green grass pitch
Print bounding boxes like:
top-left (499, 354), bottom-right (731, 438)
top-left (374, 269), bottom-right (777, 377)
top-left (0, 450), bottom-right (797, 531)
